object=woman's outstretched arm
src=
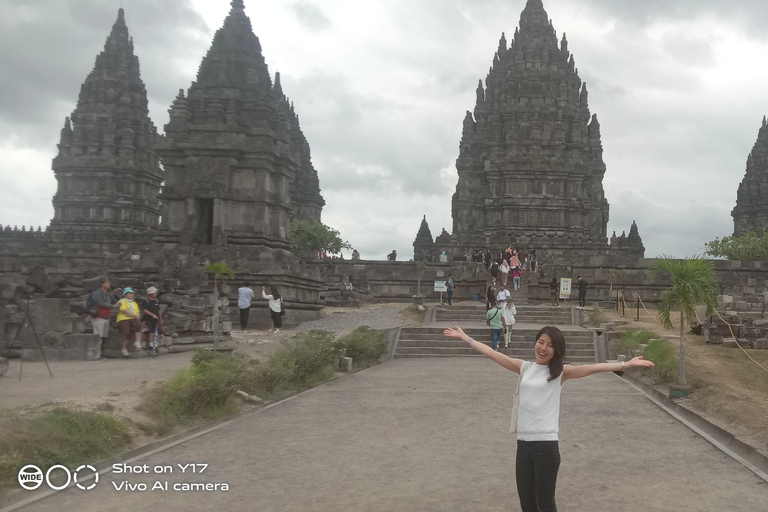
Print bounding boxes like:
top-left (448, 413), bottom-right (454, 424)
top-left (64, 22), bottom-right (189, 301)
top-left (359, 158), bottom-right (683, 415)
top-left (562, 357), bottom-right (654, 382)
top-left (443, 326), bottom-right (524, 373)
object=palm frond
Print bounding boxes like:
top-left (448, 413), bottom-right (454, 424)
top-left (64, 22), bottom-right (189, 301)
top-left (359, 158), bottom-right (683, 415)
top-left (203, 262), bottom-right (235, 280)
top-left (650, 255), bottom-right (720, 328)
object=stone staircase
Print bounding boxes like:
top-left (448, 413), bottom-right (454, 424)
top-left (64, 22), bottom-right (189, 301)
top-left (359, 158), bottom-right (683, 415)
top-left (394, 301), bottom-right (595, 363)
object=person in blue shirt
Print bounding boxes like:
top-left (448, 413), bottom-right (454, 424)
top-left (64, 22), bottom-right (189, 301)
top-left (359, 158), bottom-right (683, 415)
top-left (238, 284), bottom-right (255, 331)
top-left (444, 274), bottom-right (455, 306)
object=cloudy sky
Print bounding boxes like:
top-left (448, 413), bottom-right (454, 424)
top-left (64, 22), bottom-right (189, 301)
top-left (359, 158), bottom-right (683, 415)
top-left (1, 0), bottom-right (768, 259)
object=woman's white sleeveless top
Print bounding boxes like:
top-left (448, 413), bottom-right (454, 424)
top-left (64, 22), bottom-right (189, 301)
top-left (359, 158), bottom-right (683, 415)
top-left (517, 363), bottom-right (564, 441)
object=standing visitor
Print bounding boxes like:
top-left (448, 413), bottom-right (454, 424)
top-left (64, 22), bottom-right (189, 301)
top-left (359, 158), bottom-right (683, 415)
top-left (496, 283), bottom-right (511, 305)
top-left (485, 249), bottom-right (493, 271)
top-left (485, 300), bottom-right (506, 351)
top-left (352, 249), bottom-right (360, 260)
top-left (238, 283), bottom-right (255, 331)
top-left (504, 245), bottom-right (514, 264)
top-left (499, 258), bottom-right (510, 286)
top-left (501, 299), bottom-right (517, 349)
top-left (490, 258), bottom-right (500, 285)
top-left (519, 249), bottom-right (527, 271)
top-left (86, 277), bottom-right (116, 360)
top-left (486, 285), bottom-right (496, 311)
top-left (442, 325), bottom-right (654, 512)
top-left (444, 273), bottom-right (455, 306)
top-left (510, 251), bottom-right (521, 271)
top-left (387, 250), bottom-right (397, 262)
top-left (440, 251), bottom-right (448, 263)
top-left (142, 287), bottom-right (162, 352)
top-left (116, 288), bottom-right (143, 357)
top-left (576, 276), bottom-right (589, 309)
top-left (512, 265), bottom-right (523, 292)
top-left (262, 286), bottom-right (283, 333)
top-left (549, 278), bottom-right (560, 307)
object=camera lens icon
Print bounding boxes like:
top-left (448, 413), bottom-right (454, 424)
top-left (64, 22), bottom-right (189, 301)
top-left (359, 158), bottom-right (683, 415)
top-left (18, 465), bottom-right (44, 491)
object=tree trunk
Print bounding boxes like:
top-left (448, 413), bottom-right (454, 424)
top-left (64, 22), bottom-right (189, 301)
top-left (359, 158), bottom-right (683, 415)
top-left (213, 276), bottom-right (221, 349)
top-left (678, 310), bottom-right (686, 386)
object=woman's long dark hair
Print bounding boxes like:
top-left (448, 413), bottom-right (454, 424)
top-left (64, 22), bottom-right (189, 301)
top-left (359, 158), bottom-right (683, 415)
top-left (270, 287), bottom-right (281, 300)
top-left (536, 326), bottom-right (566, 382)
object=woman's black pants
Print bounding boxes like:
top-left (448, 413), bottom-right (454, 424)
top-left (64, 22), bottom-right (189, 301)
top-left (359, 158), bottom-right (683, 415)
top-left (239, 307), bottom-right (250, 330)
top-left (516, 440), bottom-right (560, 512)
top-left (270, 309), bottom-right (283, 328)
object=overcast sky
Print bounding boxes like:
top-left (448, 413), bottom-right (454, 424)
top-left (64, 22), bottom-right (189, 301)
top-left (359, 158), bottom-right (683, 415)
top-left (2, 0), bottom-right (768, 260)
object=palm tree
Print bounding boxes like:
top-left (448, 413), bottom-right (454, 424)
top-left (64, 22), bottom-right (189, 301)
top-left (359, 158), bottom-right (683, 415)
top-left (203, 262), bottom-right (235, 349)
top-left (649, 256), bottom-right (719, 395)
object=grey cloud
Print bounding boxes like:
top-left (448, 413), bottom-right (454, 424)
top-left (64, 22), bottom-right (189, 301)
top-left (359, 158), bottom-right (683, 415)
top-left (289, 3), bottom-right (331, 32)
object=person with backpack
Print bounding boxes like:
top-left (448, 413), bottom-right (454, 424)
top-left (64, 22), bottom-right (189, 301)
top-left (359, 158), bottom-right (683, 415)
top-left (442, 324), bottom-right (654, 512)
top-left (142, 287), bottom-right (162, 354)
top-left (86, 277), bottom-right (116, 360)
top-left (262, 286), bottom-right (283, 333)
top-left (486, 299), bottom-right (506, 351)
top-left (501, 300), bottom-right (517, 350)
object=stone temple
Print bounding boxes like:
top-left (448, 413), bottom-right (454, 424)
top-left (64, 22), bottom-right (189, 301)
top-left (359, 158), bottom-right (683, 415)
top-left (732, 116), bottom-right (768, 236)
top-left (417, 0), bottom-right (643, 263)
top-left (0, 2), bottom-right (326, 360)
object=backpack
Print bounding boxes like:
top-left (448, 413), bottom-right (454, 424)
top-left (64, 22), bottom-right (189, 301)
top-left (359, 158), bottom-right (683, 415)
top-left (85, 291), bottom-right (99, 317)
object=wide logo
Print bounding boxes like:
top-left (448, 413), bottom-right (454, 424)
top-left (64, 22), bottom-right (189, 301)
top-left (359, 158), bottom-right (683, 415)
top-left (18, 464), bottom-right (99, 491)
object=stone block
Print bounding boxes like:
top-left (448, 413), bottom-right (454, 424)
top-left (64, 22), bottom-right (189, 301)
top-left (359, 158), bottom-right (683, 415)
top-left (753, 339), bottom-right (768, 350)
top-left (0, 357), bottom-right (8, 376)
top-left (722, 338), bottom-right (738, 349)
top-left (737, 338), bottom-right (752, 349)
top-left (221, 321), bottom-right (232, 334)
top-left (338, 356), bottom-right (353, 372)
top-left (735, 301), bottom-right (748, 311)
top-left (720, 295), bottom-right (734, 304)
top-left (747, 278), bottom-right (757, 287)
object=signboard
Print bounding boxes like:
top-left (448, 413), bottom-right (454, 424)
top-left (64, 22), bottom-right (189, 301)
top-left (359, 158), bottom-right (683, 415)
top-left (434, 281), bottom-right (448, 292)
top-left (436, 270), bottom-right (445, 277)
top-left (559, 278), bottom-right (572, 300)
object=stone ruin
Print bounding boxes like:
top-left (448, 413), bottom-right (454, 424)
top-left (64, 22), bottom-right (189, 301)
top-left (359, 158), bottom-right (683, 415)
top-left (413, 0), bottom-right (644, 264)
top-left (0, 2), bottom-right (326, 360)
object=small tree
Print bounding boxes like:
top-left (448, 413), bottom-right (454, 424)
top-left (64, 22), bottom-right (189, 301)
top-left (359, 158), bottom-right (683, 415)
top-left (203, 262), bottom-right (235, 349)
top-left (649, 256), bottom-right (719, 395)
top-left (705, 231), bottom-right (768, 260)
top-left (607, 268), bottom-right (618, 298)
top-left (289, 219), bottom-right (351, 257)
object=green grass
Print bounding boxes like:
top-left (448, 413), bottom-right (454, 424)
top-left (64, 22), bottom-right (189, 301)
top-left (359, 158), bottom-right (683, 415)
top-left (337, 326), bottom-right (388, 369)
top-left (0, 408), bottom-right (131, 492)
top-left (642, 339), bottom-right (679, 383)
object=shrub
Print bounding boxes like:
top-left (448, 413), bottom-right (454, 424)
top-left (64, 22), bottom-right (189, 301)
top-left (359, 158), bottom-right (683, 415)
top-left (617, 330), bottom-right (655, 358)
top-left (642, 339), bottom-right (678, 383)
top-left (338, 327), bottom-right (388, 367)
top-left (0, 408), bottom-right (131, 490)
top-left (264, 330), bottom-right (340, 390)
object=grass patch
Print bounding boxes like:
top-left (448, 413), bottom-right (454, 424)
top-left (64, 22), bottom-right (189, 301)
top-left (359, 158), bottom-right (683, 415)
top-left (617, 330), bottom-right (655, 358)
top-left (0, 408), bottom-right (131, 492)
top-left (401, 304), bottom-right (426, 324)
top-left (338, 326), bottom-right (388, 369)
top-left (642, 339), bottom-right (678, 384)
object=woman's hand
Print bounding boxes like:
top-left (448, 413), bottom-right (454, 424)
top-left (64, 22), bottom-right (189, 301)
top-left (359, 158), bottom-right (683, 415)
top-left (443, 326), bottom-right (467, 340)
top-left (628, 356), bottom-right (655, 368)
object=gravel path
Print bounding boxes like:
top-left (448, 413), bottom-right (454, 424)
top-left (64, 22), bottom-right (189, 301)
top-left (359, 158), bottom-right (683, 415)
top-left (294, 303), bottom-right (423, 334)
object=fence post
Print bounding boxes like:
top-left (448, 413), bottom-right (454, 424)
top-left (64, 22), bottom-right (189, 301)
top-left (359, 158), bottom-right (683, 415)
top-left (636, 293), bottom-right (640, 320)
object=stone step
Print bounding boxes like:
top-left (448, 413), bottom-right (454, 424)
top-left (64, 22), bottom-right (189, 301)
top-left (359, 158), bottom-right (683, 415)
top-left (394, 346), bottom-right (596, 357)
top-left (434, 314), bottom-right (572, 321)
top-left (398, 333), bottom-right (593, 343)
top-left (400, 327), bottom-right (592, 337)
top-left (397, 340), bottom-right (595, 350)
top-left (393, 352), bottom-right (596, 362)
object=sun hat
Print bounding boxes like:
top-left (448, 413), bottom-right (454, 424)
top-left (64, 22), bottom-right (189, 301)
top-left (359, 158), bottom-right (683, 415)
top-left (123, 287), bottom-right (135, 296)
top-left (146, 287), bottom-right (158, 295)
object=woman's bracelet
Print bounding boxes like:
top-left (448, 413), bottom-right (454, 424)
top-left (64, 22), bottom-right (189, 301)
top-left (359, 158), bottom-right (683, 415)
top-left (466, 337), bottom-right (474, 345)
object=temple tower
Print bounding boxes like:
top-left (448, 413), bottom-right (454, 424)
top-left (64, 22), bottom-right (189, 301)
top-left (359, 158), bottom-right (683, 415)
top-left (413, 216), bottom-right (435, 261)
top-left (50, 9), bottom-right (162, 234)
top-left (732, 116), bottom-right (768, 236)
top-left (157, 0), bottom-right (323, 248)
top-left (451, 0), bottom-right (619, 259)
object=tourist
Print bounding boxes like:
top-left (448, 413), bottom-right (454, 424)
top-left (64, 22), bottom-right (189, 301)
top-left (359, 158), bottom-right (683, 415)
top-left (142, 287), bottom-right (162, 353)
top-left (86, 277), bottom-right (116, 360)
top-left (512, 264), bottom-right (523, 292)
top-left (116, 288), bottom-right (143, 357)
top-left (262, 286), bottom-right (283, 333)
top-left (486, 285), bottom-right (496, 311)
top-left (504, 245), bottom-right (514, 264)
top-left (530, 249), bottom-right (537, 272)
top-left (576, 276), bottom-right (589, 309)
top-left (238, 283), bottom-right (255, 331)
top-left (501, 299), bottom-right (517, 349)
top-left (387, 250), bottom-right (397, 262)
top-left (499, 258), bottom-right (510, 286)
top-left (440, 251), bottom-right (448, 263)
top-left (444, 273), bottom-right (455, 306)
top-left (442, 325), bottom-right (654, 512)
top-left (496, 283), bottom-right (511, 305)
top-left (490, 258), bottom-right (500, 285)
top-left (510, 250), bottom-right (521, 271)
top-left (519, 249), bottom-right (527, 270)
top-left (352, 249), bottom-right (360, 261)
top-left (485, 300), bottom-right (506, 351)
top-left (549, 278), bottom-right (560, 307)
top-left (484, 249), bottom-right (493, 270)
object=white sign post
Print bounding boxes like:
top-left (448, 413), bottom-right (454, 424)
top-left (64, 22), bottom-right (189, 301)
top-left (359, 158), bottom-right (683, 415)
top-left (559, 278), bottom-right (572, 302)
top-left (435, 281), bottom-right (447, 304)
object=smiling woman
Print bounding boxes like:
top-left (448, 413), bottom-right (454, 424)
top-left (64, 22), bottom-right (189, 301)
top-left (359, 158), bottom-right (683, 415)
top-left (443, 324), bottom-right (654, 512)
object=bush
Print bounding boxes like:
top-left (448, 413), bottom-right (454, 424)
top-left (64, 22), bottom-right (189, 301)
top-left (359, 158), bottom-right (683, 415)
top-left (261, 330), bottom-right (340, 391)
top-left (0, 408), bottom-right (131, 490)
top-left (642, 339), bottom-right (678, 383)
top-left (617, 330), bottom-right (655, 358)
top-left (338, 327), bottom-right (388, 367)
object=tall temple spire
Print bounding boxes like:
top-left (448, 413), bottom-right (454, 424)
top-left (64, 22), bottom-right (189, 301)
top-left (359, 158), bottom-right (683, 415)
top-left (158, 1), bottom-right (323, 248)
top-left (449, 0), bottom-right (635, 261)
top-left (732, 115), bottom-right (768, 236)
top-left (50, 8), bottom-right (162, 235)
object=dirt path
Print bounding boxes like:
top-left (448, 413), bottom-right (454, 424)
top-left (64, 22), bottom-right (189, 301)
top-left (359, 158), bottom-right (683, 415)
top-left (18, 358), bottom-right (768, 511)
